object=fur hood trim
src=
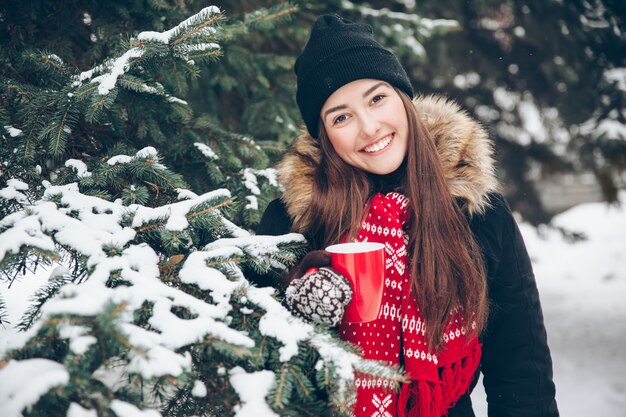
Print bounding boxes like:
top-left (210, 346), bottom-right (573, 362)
top-left (276, 95), bottom-right (498, 230)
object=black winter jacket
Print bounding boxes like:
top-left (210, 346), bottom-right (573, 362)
top-left (256, 194), bottom-right (558, 417)
top-left (253, 95), bottom-right (558, 416)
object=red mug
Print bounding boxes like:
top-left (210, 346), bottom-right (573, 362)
top-left (325, 242), bottom-right (385, 323)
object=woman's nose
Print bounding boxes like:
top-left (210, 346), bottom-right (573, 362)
top-left (359, 115), bottom-right (380, 138)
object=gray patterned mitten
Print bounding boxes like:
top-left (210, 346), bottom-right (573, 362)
top-left (285, 267), bottom-right (353, 327)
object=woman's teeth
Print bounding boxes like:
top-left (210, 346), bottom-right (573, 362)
top-left (363, 135), bottom-right (392, 153)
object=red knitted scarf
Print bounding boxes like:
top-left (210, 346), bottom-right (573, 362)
top-left (338, 192), bottom-right (481, 417)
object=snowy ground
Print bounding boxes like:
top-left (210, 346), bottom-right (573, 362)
top-left (2, 196), bottom-right (626, 416)
top-left (471, 195), bottom-right (626, 416)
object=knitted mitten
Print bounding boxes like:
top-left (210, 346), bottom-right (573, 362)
top-left (278, 249), bottom-right (331, 291)
top-left (285, 267), bottom-right (353, 327)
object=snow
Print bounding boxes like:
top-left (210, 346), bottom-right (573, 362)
top-left (3, 126), bottom-right (23, 137)
top-left (221, 217), bottom-right (252, 238)
top-left (0, 212), bottom-right (56, 261)
top-left (241, 168), bottom-right (279, 210)
top-left (245, 195), bottom-right (258, 210)
top-left (518, 99), bottom-right (547, 142)
top-left (2, 191), bottom-right (625, 415)
top-left (179, 43), bottom-right (220, 53)
top-left (59, 324), bottom-right (97, 354)
top-left (400, 34), bottom-right (426, 57)
top-left (137, 6), bottom-right (221, 44)
top-left (194, 142), bottom-right (218, 159)
top-left (595, 119), bottom-right (626, 140)
top-left (346, 0), bottom-right (454, 26)
top-left (109, 400), bottom-right (162, 417)
top-left (579, 114), bottom-right (626, 141)
top-left (72, 7), bottom-right (224, 95)
top-left (130, 188), bottom-right (231, 231)
top-left (82, 13), bottom-right (92, 26)
top-left (39, 183), bottom-right (134, 251)
top-left (135, 146), bottom-right (159, 159)
top-left (470, 193), bottom-right (626, 417)
top-left (107, 155), bottom-right (133, 165)
top-left (605, 67), bottom-right (626, 91)
top-left (342, 0), bottom-right (455, 54)
top-left (491, 89), bottom-right (571, 150)
top-left (106, 146), bottom-right (165, 168)
top-left (178, 248), bottom-right (243, 300)
top-left (65, 158), bottom-right (92, 178)
top-left (92, 47), bottom-right (145, 95)
top-left (203, 234), bottom-right (306, 263)
top-left (177, 188), bottom-right (199, 200)
top-left (0, 359), bottom-right (69, 417)
top-left (0, 179), bottom-right (29, 203)
top-left (187, 234), bottom-right (334, 361)
top-left (453, 72), bottom-right (481, 89)
top-left (493, 87), bottom-right (519, 113)
top-left (242, 168), bottom-right (261, 195)
top-left (247, 286), bottom-right (313, 361)
top-left (192, 380), bottom-right (207, 397)
top-left (255, 168), bottom-right (278, 187)
top-left (397, 0), bottom-right (416, 9)
top-left (229, 367), bottom-right (279, 417)
top-left (242, 172), bottom-right (260, 210)
top-left (139, 84), bottom-right (160, 94)
top-left (0, 182), bottom-right (261, 376)
top-left (125, 342), bottom-right (192, 379)
top-left (167, 96), bottom-right (188, 105)
top-left (67, 403), bottom-right (97, 417)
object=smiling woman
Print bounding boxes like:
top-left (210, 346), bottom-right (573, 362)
top-left (320, 79), bottom-right (409, 175)
top-left (254, 13), bottom-right (560, 417)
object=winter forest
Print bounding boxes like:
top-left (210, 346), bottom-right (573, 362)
top-left (0, 1), bottom-right (624, 417)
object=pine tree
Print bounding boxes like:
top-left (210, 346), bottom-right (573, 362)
top-left (0, 5), bottom-right (404, 416)
top-left (361, 0), bottom-right (626, 223)
top-left (5, 0), bottom-right (618, 413)
top-left (303, 0), bottom-right (625, 223)
top-left (0, 0), bottom-right (308, 230)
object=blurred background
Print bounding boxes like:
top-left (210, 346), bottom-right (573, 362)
top-left (2, 0), bottom-right (624, 225)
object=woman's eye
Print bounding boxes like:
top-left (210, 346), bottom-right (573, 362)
top-left (333, 114), bottom-right (347, 125)
top-left (372, 94), bottom-right (386, 104)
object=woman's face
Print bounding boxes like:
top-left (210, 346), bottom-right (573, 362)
top-left (320, 79), bottom-right (409, 175)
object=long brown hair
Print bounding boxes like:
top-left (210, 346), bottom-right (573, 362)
top-left (302, 88), bottom-right (488, 351)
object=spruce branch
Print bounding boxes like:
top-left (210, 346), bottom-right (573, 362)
top-left (19, 123), bottom-right (41, 162)
top-left (220, 3), bottom-right (298, 41)
top-left (0, 4), bottom-right (412, 415)
top-left (288, 364), bottom-right (311, 397)
top-left (171, 13), bottom-right (223, 47)
top-left (87, 88), bottom-right (117, 123)
top-left (44, 100), bottom-right (79, 158)
top-left (0, 292), bottom-right (9, 328)
top-left (39, 53), bottom-right (69, 75)
top-left (273, 363), bottom-right (293, 408)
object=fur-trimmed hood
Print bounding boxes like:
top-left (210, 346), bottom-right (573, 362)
top-left (277, 95), bottom-right (498, 231)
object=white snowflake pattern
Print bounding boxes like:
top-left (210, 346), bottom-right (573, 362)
top-left (371, 393), bottom-right (393, 417)
top-left (385, 242), bottom-right (407, 275)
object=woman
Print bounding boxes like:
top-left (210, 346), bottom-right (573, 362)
top-left (255, 14), bottom-right (559, 417)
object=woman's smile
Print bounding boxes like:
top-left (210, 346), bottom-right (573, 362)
top-left (361, 133), bottom-right (394, 154)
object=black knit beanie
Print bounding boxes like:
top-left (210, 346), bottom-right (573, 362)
top-left (295, 14), bottom-right (414, 138)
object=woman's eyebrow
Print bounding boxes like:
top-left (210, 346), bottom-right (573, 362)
top-left (322, 82), bottom-right (388, 121)
top-left (323, 104), bottom-right (348, 121)
top-left (362, 82), bottom-right (387, 98)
